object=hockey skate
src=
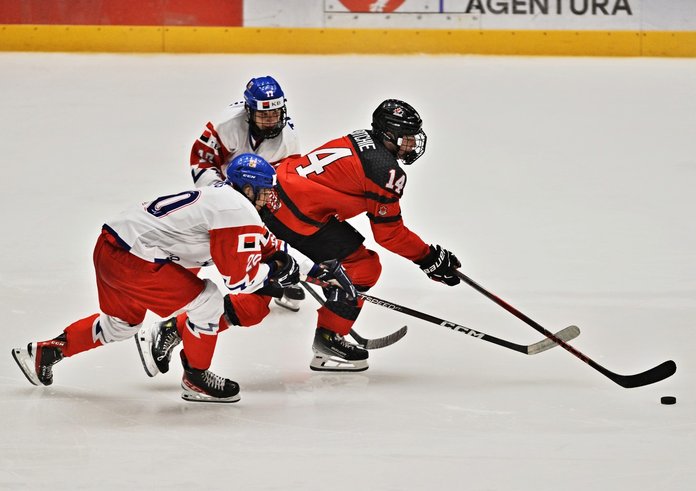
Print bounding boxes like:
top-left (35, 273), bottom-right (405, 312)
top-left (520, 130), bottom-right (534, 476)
top-left (180, 351), bottom-right (240, 403)
top-left (273, 285), bottom-right (305, 312)
top-left (135, 317), bottom-right (181, 377)
top-left (310, 327), bottom-right (369, 372)
top-left (11, 338), bottom-right (65, 386)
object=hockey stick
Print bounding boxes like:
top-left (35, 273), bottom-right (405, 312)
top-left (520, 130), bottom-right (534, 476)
top-left (300, 281), bottom-right (407, 349)
top-left (453, 270), bottom-right (676, 388)
top-left (302, 278), bottom-right (580, 355)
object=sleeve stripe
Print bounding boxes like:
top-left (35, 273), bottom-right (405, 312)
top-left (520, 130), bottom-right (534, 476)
top-left (364, 191), bottom-right (400, 204)
top-left (367, 213), bottom-right (403, 224)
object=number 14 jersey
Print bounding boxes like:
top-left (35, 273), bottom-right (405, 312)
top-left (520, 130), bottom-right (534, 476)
top-left (272, 129), bottom-right (430, 262)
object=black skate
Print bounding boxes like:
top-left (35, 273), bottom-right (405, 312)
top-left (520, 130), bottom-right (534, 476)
top-left (310, 327), bottom-right (369, 372)
top-left (12, 338), bottom-right (65, 386)
top-left (135, 317), bottom-right (182, 377)
top-left (180, 351), bottom-right (240, 403)
top-left (274, 284), bottom-right (305, 312)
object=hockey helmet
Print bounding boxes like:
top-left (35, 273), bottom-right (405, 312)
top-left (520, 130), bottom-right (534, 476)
top-left (226, 153), bottom-right (280, 211)
top-left (371, 99), bottom-right (427, 165)
top-left (244, 76), bottom-right (288, 139)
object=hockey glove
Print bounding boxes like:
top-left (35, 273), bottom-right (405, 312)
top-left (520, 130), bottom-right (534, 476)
top-left (308, 259), bottom-right (358, 304)
top-left (266, 251), bottom-right (300, 288)
top-left (415, 244), bottom-right (461, 286)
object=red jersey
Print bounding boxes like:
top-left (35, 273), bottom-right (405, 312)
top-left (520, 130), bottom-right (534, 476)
top-left (272, 129), bottom-right (429, 262)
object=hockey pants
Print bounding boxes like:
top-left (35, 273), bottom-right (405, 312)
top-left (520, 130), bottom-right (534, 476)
top-left (59, 230), bottom-right (225, 370)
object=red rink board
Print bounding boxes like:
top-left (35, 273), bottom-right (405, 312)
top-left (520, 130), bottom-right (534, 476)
top-left (0, 0), bottom-right (243, 26)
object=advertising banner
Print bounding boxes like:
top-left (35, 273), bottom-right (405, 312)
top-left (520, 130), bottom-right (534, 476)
top-left (0, 0), bottom-right (242, 26)
top-left (245, 0), bottom-right (696, 31)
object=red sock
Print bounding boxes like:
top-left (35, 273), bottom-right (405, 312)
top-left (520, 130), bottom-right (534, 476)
top-left (178, 314), bottom-right (229, 370)
top-left (62, 314), bottom-right (103, 357)
top-left (181, 320), bottom-right (218, 370)
top-left (174, 312), bottom-right (188, 336)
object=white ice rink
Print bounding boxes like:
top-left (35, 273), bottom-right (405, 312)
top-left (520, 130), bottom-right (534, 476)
top-left (1, 53), bottom-right (695, 490)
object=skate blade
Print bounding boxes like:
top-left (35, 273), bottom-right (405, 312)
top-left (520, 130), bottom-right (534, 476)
top-left (180, 387), bottom-right (241, 404)
top-left (274, 297), bottom-right (301, 312)
top-left (309, 352), bottom-right (369, 372)
top-left (11, 347), bottom-right (41, 386)
top-left (134, 330), bottom-right (158, 378)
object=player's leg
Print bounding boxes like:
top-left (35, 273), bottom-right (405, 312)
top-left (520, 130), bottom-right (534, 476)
top-left (138, 291), bottom-right (273, 377)
top-left (122, 256), bottom-right (239, 402)
top-left (175, 279), bottom-right (240, 403)
top-left (311, 245), bottom-right (382, 372)
top-left (12, 232), bottom-right (147, 386)
top-left (261, 214), bottom-right (377, 371)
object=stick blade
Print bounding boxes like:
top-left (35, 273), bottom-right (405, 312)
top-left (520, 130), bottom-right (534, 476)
top-left (362, 326), bottom-right (408, 350)
top-left (527, 325), bottom-right (581, 355)
top-left (608, 360), bottom-right (677, 389)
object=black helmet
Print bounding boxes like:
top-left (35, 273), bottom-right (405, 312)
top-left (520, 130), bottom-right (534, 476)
top-left (371, 99), bottom-right (427, 164)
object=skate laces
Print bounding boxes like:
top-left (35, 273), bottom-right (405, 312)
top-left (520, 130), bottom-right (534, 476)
top-left (333, 333), bottom-right (357, 351)
top-left (202, 370), bottom-right (226, 391)
top-left (155, 323), bottom-right (181, 361)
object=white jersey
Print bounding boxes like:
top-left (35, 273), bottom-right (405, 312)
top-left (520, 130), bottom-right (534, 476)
top-left (104, 184), bottom-right (313, 293)
top-left (190, 102), bottom-right (300, 188)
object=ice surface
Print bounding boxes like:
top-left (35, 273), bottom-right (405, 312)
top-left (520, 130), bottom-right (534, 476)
top-left (1, 53), bottom-right (694, 490)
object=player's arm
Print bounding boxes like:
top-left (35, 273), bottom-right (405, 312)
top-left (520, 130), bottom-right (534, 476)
top-left (366, 171), bottom-right (461, 286)
top-left (210, 223), bottom-right (319, 293)
top-left (209, 225), bottom-right (272, 293)
top-left (259, 227), bottom-right (357, 300)
top-left (368, 199), bottom-right (430, 261)
top-left (364, 165), bottom-right (430, 261)
top-left (259, 227), bottom-right (315, 277)
top-left (190, 122), bottom-right (232, 188)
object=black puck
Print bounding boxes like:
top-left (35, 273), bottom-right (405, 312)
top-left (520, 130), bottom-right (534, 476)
top-left (660, 396), bottom-right (676, 405)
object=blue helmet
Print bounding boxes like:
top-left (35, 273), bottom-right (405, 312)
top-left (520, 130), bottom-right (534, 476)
top-left (226, 153), bottom-right (277, 195)
top-left (243, 76), bottom-right (288, 139)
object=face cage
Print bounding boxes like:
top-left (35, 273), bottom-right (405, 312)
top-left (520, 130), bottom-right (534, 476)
top-left (248, 106), bottom-right (288, 140)
top-left (395, 129), bottom-right (427, 165)
top-left (256, 187), bottom-right (281, 213)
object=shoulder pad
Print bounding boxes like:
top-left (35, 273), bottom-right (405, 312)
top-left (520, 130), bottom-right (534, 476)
top-left (348, 130), bottom-right (405, 194)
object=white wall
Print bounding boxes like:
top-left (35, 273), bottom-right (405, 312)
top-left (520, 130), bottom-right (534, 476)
top-left (244, 0), bottom-right (696, 30)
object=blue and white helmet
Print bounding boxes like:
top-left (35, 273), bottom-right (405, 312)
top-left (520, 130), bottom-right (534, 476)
top-left (226, 153), bottom-right (280, 211)
top-left (244, 76), bottom-right (288, 139)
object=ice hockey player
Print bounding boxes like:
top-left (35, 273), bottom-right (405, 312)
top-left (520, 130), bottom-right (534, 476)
top-left (257, 99), bottom-right (463, 372)
top-left (135, 153), bottom-right (357, 381)
top-left (11, 154), bottom-right (356, 403)
top-left (189, 75), bottom-right (305, 312)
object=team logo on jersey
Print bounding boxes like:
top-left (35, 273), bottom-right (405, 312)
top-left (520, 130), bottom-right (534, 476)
top-left (238, 233), bottom-right (262, 252)
top-left (378, 205), bottom-right (389, 216)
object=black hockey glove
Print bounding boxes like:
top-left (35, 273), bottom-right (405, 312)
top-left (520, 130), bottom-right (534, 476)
top-left (415, 244), bottom-right (461, 286)
top-left (308, 259), bottom-right (358, 304)
top-left (266, 251), bottom-right (300, 288)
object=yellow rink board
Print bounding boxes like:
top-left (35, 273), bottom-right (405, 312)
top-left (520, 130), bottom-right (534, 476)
top-left (1, 25), bottom-right (695, 57)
